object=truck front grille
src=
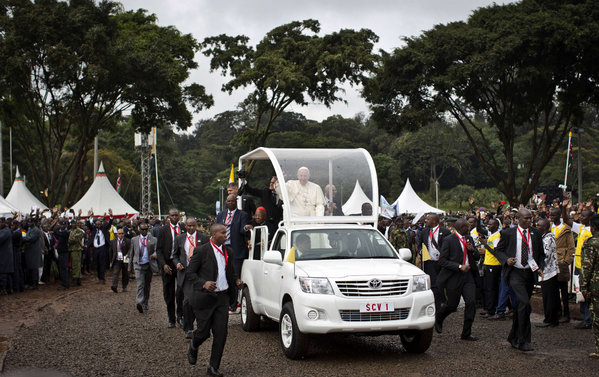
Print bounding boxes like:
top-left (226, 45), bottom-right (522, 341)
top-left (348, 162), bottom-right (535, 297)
top-left (339, 308), bottom-right (410, 322)
top-left (335, 279), bottom-right (409, 297)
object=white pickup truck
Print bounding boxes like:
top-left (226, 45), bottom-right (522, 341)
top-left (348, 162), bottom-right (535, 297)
top-left (237, 148), bottom-right (435, 359)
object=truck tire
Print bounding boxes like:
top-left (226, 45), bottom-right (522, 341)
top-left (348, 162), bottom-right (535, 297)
top-left (279, 302), bottom-right (309, 359)
top-left (400, 328), bottom-right (433, 353)
top-left (241, 287), bottom-right (260, 332)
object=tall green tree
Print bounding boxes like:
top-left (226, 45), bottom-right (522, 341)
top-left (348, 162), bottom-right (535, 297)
top-left (0, 0), bottom-right (212, 206)
top-left (363, 0), bottom-right (599, 205)
top-left (201, 19), bottom-right (378, 170)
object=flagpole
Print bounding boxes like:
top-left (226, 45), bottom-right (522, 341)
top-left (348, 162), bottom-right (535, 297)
top-left (563, 131), bottom-right (572, 187)
top-left (152, 127), bottom-right (161, 218)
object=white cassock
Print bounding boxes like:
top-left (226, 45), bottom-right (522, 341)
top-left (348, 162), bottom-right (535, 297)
top-left (276, 180), bottom-right (325, 217)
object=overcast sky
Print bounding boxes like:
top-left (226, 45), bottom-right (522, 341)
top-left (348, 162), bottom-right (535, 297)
top-left (119, 0), bottom-right (510, 124)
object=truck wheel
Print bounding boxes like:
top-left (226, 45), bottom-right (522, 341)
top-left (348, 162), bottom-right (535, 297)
top-left (279, 302), bottom-right (309, 359)
top-left (400, 328), bottom-right (433, 353)
top-left (241, 287), bottom-right (260, 332)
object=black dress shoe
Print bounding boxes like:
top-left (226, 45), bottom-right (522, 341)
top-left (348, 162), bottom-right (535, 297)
top-left (575, 322), bottom-right (592, 329)
top-left (206, 366), bottom-right (223, 377)
top-left (136, 303), bottom-right (144, 313)
top-left (488, 312), bottom-right (506, 320)
top-left (518, 343), bottom-right (534, 352)
top-left (168, 321), bottom-right (176, 328)
top-left (535, 322), bottom-right (551, 328)
top-left (111, 286), bottom-right (118, 293)
top-left (434, 320), bottom-right (443, 334)
top-left (185, 330), bottom-right (193, 339)
top-left (187, 344), bottom-right (198, 365)
top-left (177, 317), bottom-right (184, 328)
top-left (460, 335), bottom-right (478, 341)
top-left (508, 338), bottom-right (518, 349)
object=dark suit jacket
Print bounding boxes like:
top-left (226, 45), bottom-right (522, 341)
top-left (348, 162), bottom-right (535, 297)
top-left (109, 237), bottom-right (131, 266)
top-left (216, 209), bottom-right (249, 260)
top-left (242, 183), bottom-right (283, 225)
top-left (493, 226), bottom-right (544, 281)
top-left (417, 226), bottom-right (452, 255)
top-left (185, 242), bottom-right (238, 309)
top-left (173, 232), bottom-right (210, 290)
top-left (86, 218), bottom-right (113, 248)
top-left (438, 233), bottom-right (480, 289)
top-left (156, 222), bottom-right (186, 269)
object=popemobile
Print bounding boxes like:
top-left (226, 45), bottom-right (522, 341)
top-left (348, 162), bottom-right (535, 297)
top-left (238, 148), bottom-right (435, 359)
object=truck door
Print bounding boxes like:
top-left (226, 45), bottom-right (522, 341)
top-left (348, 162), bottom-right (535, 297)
top-left (263, 230), bottom-right (286, 318)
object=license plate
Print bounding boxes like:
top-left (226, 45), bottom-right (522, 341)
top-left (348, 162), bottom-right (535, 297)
top-left (360, 302), bottom-right (394, 313)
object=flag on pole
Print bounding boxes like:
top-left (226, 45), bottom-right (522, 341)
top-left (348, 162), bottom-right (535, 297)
top-left (568, 142), bottom-right (574, 170)
top-left (116, 168), bottom-right (121, 193)
top-left (229, 164), bottom-right (235, 183)
top-left (380, 195), bottom-right (396, 219)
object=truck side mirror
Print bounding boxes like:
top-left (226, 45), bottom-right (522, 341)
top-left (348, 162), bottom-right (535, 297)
top-left (263, 249), bottom-right (283, 265)
top-left (398, 248), bottom-right (412, 261)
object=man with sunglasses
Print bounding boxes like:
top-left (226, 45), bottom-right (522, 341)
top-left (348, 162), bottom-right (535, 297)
top-left (110, 227), bottom-right (131, 293)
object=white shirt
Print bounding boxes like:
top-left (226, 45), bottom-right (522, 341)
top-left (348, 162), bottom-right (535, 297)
top-left (428, 226), bottom-right (441, 261)
top-left (456, 232), bottom-right (469, 266)
top-left (211, 242), bottom-right (229, 292)
top-left (571, 221), bottom-right (590, 235)
top-left (93, 229), bottom-right (105, 248)
top-left (185, 232), bottom-right (197, 263)
top-left (514, 225), bottom-right (532, 269)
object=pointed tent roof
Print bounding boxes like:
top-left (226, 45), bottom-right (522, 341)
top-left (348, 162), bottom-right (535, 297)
top-left (71, 162), bottom-right (138, 217)
top-left (393, 178), bottom-right (445, 215)
top-left (342, 180), bottom-right (374, 216)
top-left (0, 195), bottom-right (18, 217)
top-left (6, 166), bottom-right (48, 214)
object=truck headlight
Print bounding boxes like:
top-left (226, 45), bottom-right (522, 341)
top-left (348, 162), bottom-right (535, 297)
top-left (299, 277), bottom-right (334, 294)
top-left (413, 274), bottom-right (430, 292)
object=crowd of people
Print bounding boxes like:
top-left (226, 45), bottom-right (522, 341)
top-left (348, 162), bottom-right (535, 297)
top-left (383, 194), bottom-right (599, 357)
top-left (1, 173), bottom-right (599, 374)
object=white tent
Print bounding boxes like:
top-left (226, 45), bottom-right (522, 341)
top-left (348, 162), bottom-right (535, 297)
top-left (0, 195), bottom-right (18, 217)
top-left (342, 180), bottom-right (374, 215)
top-left (6, 166), bottom-right (48, 214)
top-left (393, 178), bottom-right (445, 215)
top-left (71, 162), bottom-right (138, 217)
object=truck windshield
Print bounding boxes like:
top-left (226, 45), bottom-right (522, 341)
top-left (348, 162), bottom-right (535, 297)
top-left (291, 229), bottom-right (398, 261)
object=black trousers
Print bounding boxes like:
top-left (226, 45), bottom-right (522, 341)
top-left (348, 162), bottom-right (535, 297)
top-left (424, 260), bottom-right (443, 311)
top-left (93, 246), bottom-right (107, 282)
top-left (41, 251), bottom-right (56, 283)
top-left (11, 249), bottom-right (24, 293)
top-left (540, 275), bottom-right (560, 325)
top-left (57, 252), bottom-right (69, 288)
top-left (183, 296), bottom-right (196, 332)
top-left (437, 271), bottom-right (476, 338)
top-left (483, 265), bottom-right (502, 315)
top-left (161, 263), bottom-right (183, 322)
top-left (507, 268), bottom-right (534, 345)
top-left (558, 280), bottom-right (570, 319)
top-left (191, 292), bottom-right (230, 369)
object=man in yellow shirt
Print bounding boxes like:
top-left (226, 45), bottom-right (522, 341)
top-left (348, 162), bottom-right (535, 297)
top-left (482, 219), bottom-right (502, 317)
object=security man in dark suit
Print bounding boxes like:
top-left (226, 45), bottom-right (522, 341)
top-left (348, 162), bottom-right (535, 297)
top-left (417, 213), bottom-right (452, 311)
top-left (86, 209), bottom-right (113, 284)
top-left (186, 223), bottom-right (243, 377)
top-left (435, 218), bottom-right (480, 340)
top-left (173, 217), bottom-right (210, 339)
top-left (156, 208), bottom-right (186, 328)
top-left (109, 227), bottom-right (131, 293)
top-left (494, 208), bottom-right (544, 352)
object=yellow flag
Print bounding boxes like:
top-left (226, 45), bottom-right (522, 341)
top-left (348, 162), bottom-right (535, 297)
top-left (286, 246), bottom-right (296, 264)
top-left (229, 164), bottom-right (235, 183)
top-left (422, 243), bottom-right (431, 262)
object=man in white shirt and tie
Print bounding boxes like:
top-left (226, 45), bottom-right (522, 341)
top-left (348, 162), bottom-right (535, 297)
top-left (86, 209), bottom-right (113, 284)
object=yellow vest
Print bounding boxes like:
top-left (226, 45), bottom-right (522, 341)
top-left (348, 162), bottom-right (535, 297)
top-left (484, 231), bottom-right (501, 266)
top-left (575, 227), bottom-right (592, 269)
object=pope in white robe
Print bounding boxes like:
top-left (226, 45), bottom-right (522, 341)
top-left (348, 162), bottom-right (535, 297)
top-left (276, 167), bottom-right (325, 217)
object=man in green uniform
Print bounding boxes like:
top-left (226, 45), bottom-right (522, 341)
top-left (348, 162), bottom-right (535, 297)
top-left (581, 214), bottom-right (599, 358)
top-left (68, 220), bottom-right (86, 286)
